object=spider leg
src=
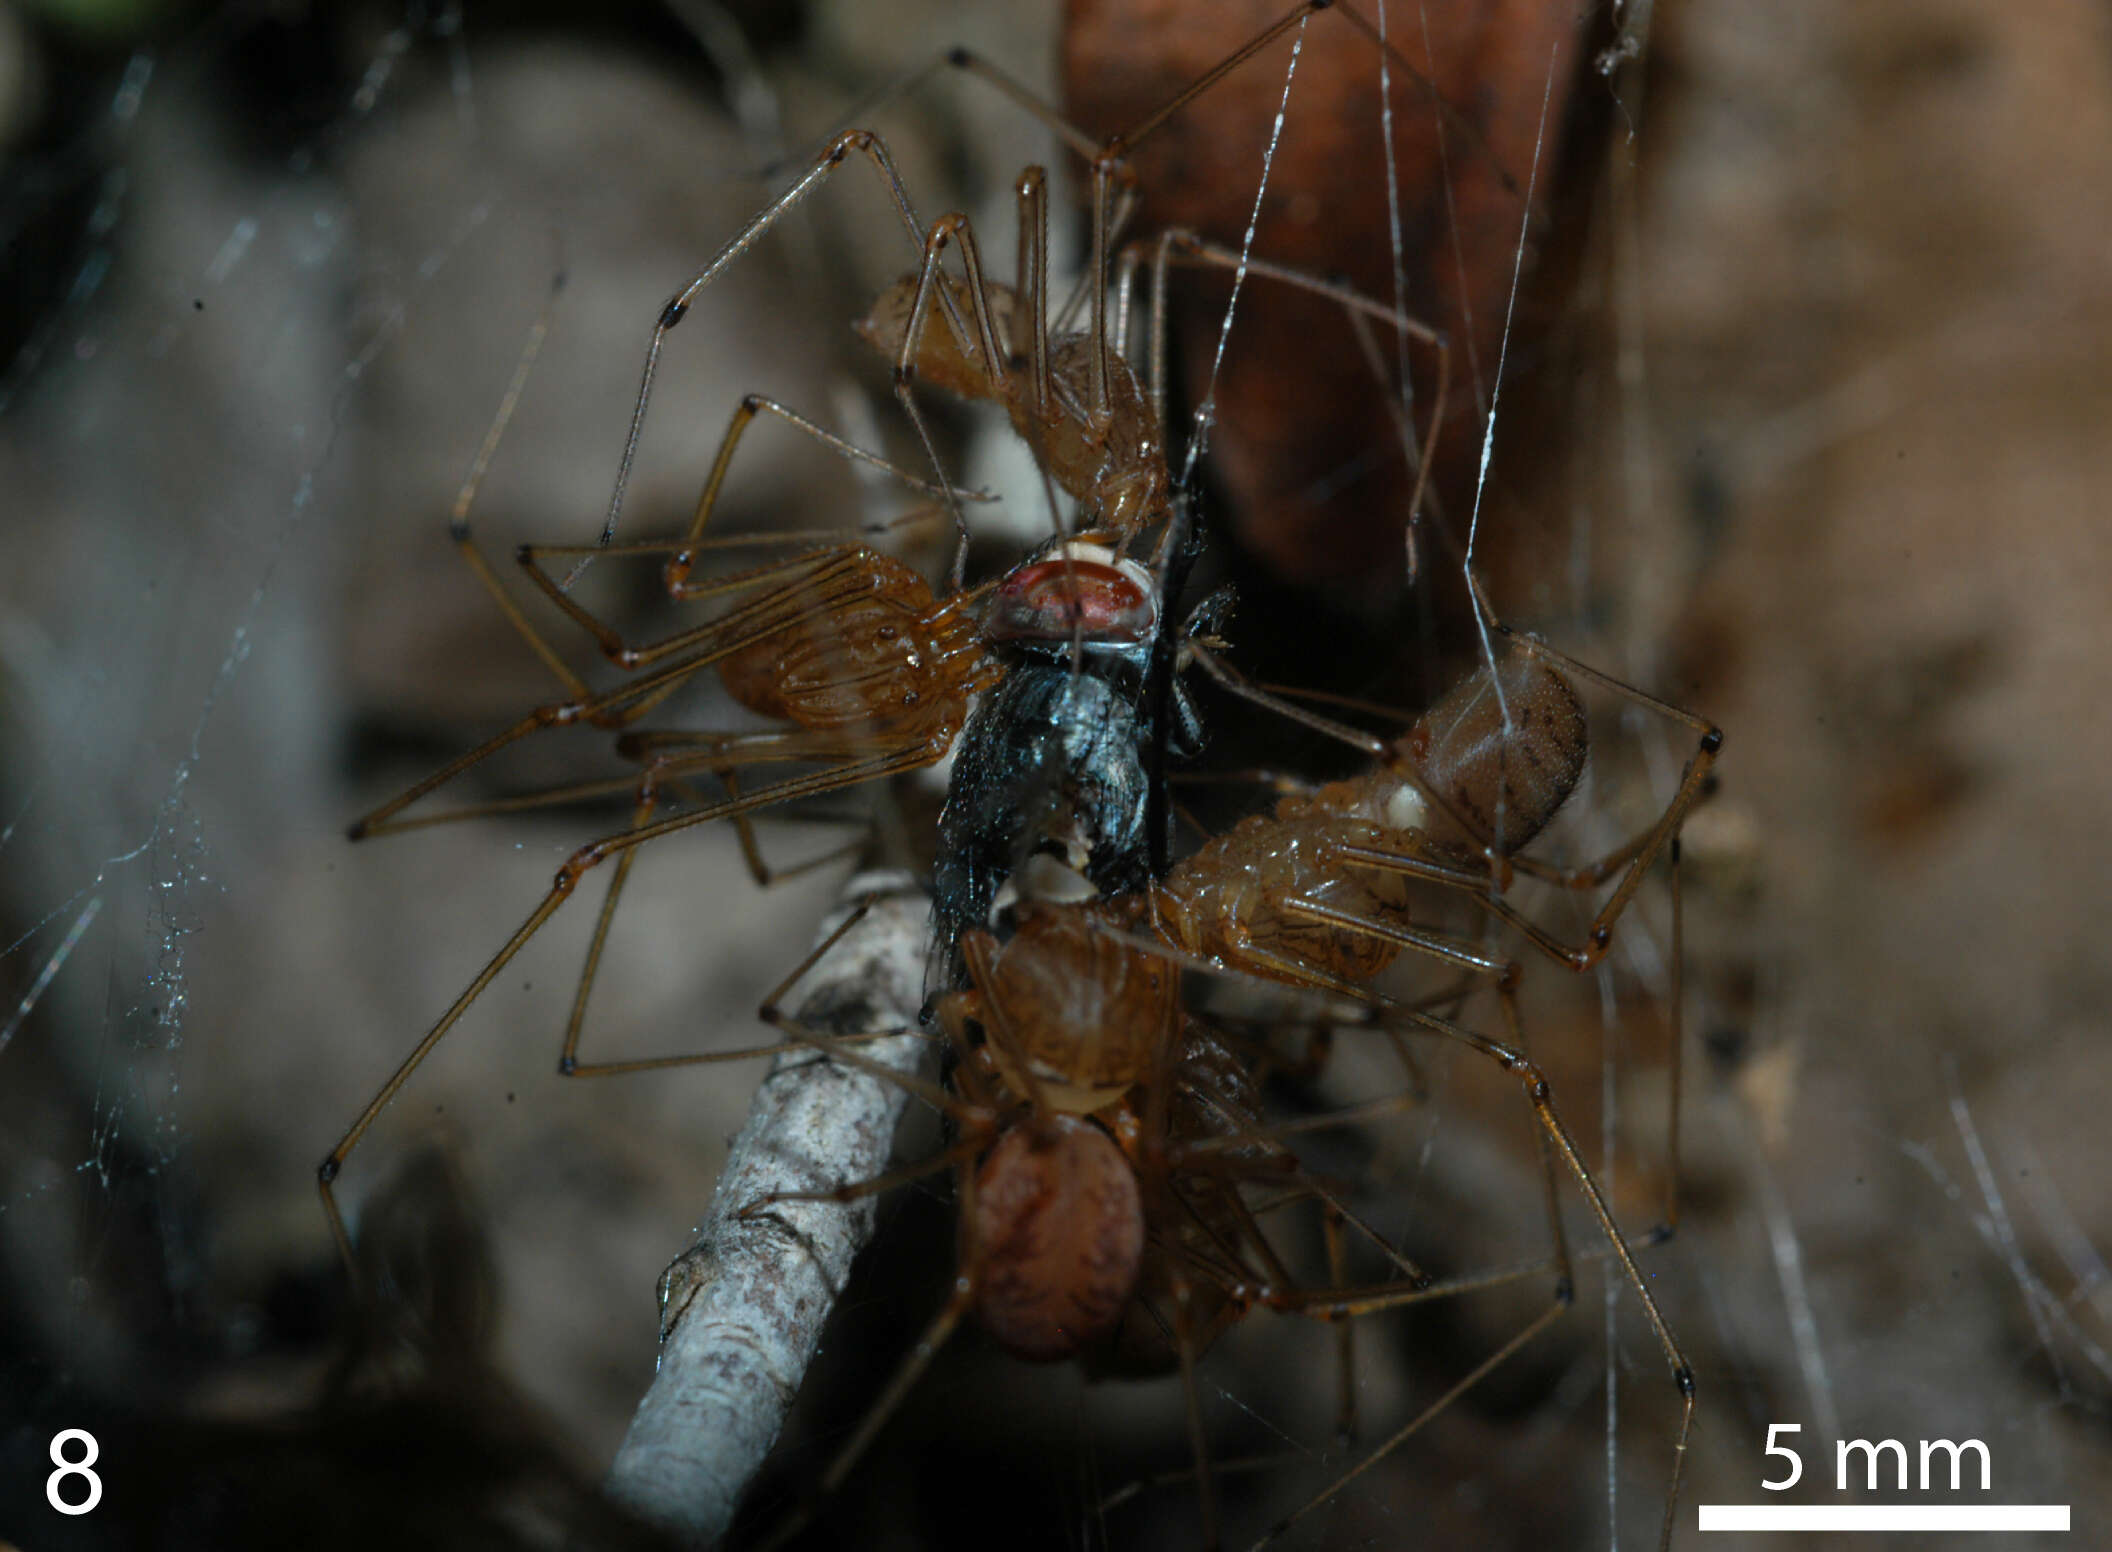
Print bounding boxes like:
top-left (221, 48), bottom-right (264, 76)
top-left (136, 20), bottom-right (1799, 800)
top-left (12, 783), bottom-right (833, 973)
top-left (596, 128), bottom-right (939, 562)
top-left (320, 744), bottom-right (948, 1275)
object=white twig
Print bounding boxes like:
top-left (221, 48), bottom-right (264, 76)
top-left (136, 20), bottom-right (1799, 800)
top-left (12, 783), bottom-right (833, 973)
top-left (605, 872), bottom-right (934, 1545)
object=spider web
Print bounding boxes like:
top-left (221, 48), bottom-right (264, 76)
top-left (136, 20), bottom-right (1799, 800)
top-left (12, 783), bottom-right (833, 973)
top-left (4, 2), bottom-right (2109, 1550)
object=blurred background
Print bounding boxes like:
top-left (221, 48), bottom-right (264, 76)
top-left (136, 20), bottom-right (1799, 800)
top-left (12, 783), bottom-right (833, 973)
top-left (1, 0), bottom-right (2108, 1548)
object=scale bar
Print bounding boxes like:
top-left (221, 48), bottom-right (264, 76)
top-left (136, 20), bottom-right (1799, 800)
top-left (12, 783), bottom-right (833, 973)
top-left (1700, 1505), bottom-right (2069, 1532)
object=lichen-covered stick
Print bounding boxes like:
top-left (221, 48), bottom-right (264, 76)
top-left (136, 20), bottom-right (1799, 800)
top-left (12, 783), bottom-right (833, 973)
top-left (605, 873), bottom-right (932, 1545)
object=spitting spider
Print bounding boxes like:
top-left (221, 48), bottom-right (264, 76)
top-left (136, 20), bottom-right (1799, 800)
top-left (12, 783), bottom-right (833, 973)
top-left (1101, 596), bottom-right (1723, 1551)
top-left (724, 889), bottom-right (1467, 1550)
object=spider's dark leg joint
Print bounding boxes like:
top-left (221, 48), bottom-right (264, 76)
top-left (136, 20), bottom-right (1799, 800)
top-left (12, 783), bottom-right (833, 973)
top-left (1674, 1364), bottom-right (1697, 1399)
top-left (317, 1157), bottom-right (340, 1185)
top-left (555, 844), bottom-right (604, 889)
top-left (658, 297), bottom-right (690, 331)
top-left (557, 1055), bottom-right (578, 1076)
top-left (946, 45), bottom-right (972, 67)
top-left (1701, 726), bottom-right (1725, 754)
top-left (1554, 1274), bottom-right (1576, 1307)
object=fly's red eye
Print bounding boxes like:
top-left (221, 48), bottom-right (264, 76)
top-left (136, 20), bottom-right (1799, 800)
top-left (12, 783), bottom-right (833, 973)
top-left (986, 559), bottom-right (1156, 645)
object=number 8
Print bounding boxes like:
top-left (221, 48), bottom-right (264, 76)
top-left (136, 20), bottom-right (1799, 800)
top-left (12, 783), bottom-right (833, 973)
top-left (47, 1428), bottom-right (102, 1515)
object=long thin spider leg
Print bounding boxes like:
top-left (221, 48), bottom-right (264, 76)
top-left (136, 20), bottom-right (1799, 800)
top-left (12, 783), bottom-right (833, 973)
top-left (559, 779), bottom-right (655, 1082)
top-left (1382, 998), bottom-right (1694, 1552)
top-left (1098, 1450), bottom-right (1325, 1520)
top-left (446, 270), bottom-right (591, 698)
top-left (1325, 1), bottom-right (1523, 196)
top-left (574, 745), bottom-right (945, 885)
top-left (1323, 1205), bottom-right (1357, 1443)
top-left (570, 857), bottom-right (936, 1073)
top-left (1342, 299), bottom-right (1456, 579)
top-left (1223, 986), bottom-right (1678, 1542)
top-left (1489, 967), bottom-right (1580, 1304)
top-left (353, 726), bottom-right (904, 842)
top-left (348, 699), bottom-right (591, 842)
top-left (1203, 1148), bottom-right (1432, 1289)
top-left (1145, 929), bottom-right (1674, 1378)
top-left (740, 1134), bottom-right (980, 1218)
top-left (320, 743), bottom-right (947, 1272)
top-left (521, 539), bottom-right (879, 668)
top-left (1169, 1267), bottom-right (1221, 1550)
top-left (697, 765), bottom-right (870, 891)
top-left (1259, 1250), bottom-right (1570, 1320)
top-left (659, 393), bottom-right (990, 599)
top-left (1132, 215), bottom-right (1461, 578)
top-left (1248, 1302), bottom-right (1565, 1551)
top-left (890, 212), bottom-right (1009, 584)
top-left (1320, 835), bottom-right (1671, 975)
top-left (1173, 1090), bottom-right (1431, 1157)
top-left (1097, 1225), bottom-right (1670, 1521)
top-left (595, 128), bottom-right (933, 564)
top-left (513, 496), bottom-right (976, 637)
top-left (318, 877), bottom-right (574, 1278)
top-left (1014, 166), bottom-right (1053, 417)
top-left (721, 891), bottom-right (979, 1139)
top-left (1134, 221), bottom-right (1449, 503)
top-left (1097, 901), bottom-right (1684, 1533)
top-left (1185, 641), bottom-right (1514, 848)
top-left (549, 794), bottom-right (888, 1077)
top-left (1147, 228), bottom-right (1444, 345)
top-left (1506, 823), bottom-right (1657, 890)
top-left (1282, 894), bottom-right (1514, 978)
top-left (753, 1173), bottom-right (986, 1552)
top-left (1485, 619), bottom-right (1727, 948)
top-left (1184, 641), bottom-right (1388, 759)
top-left (346, 601), bottom-right (886, 840)
top-left (1113, 1), bottom-right (1324, 150)
top-left (1664, 836), bottom-right (1685, 1235)
top-left (352, 771), bottom-right (673, 837)
top-left (933, 6), bottom-right (1496, 197)
top-left (504, 540), bottom-right (864, 688)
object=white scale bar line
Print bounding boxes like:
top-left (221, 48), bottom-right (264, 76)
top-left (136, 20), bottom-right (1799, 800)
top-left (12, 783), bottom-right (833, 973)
top-left (1700, 1504), bottom-right (2069, 1532)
